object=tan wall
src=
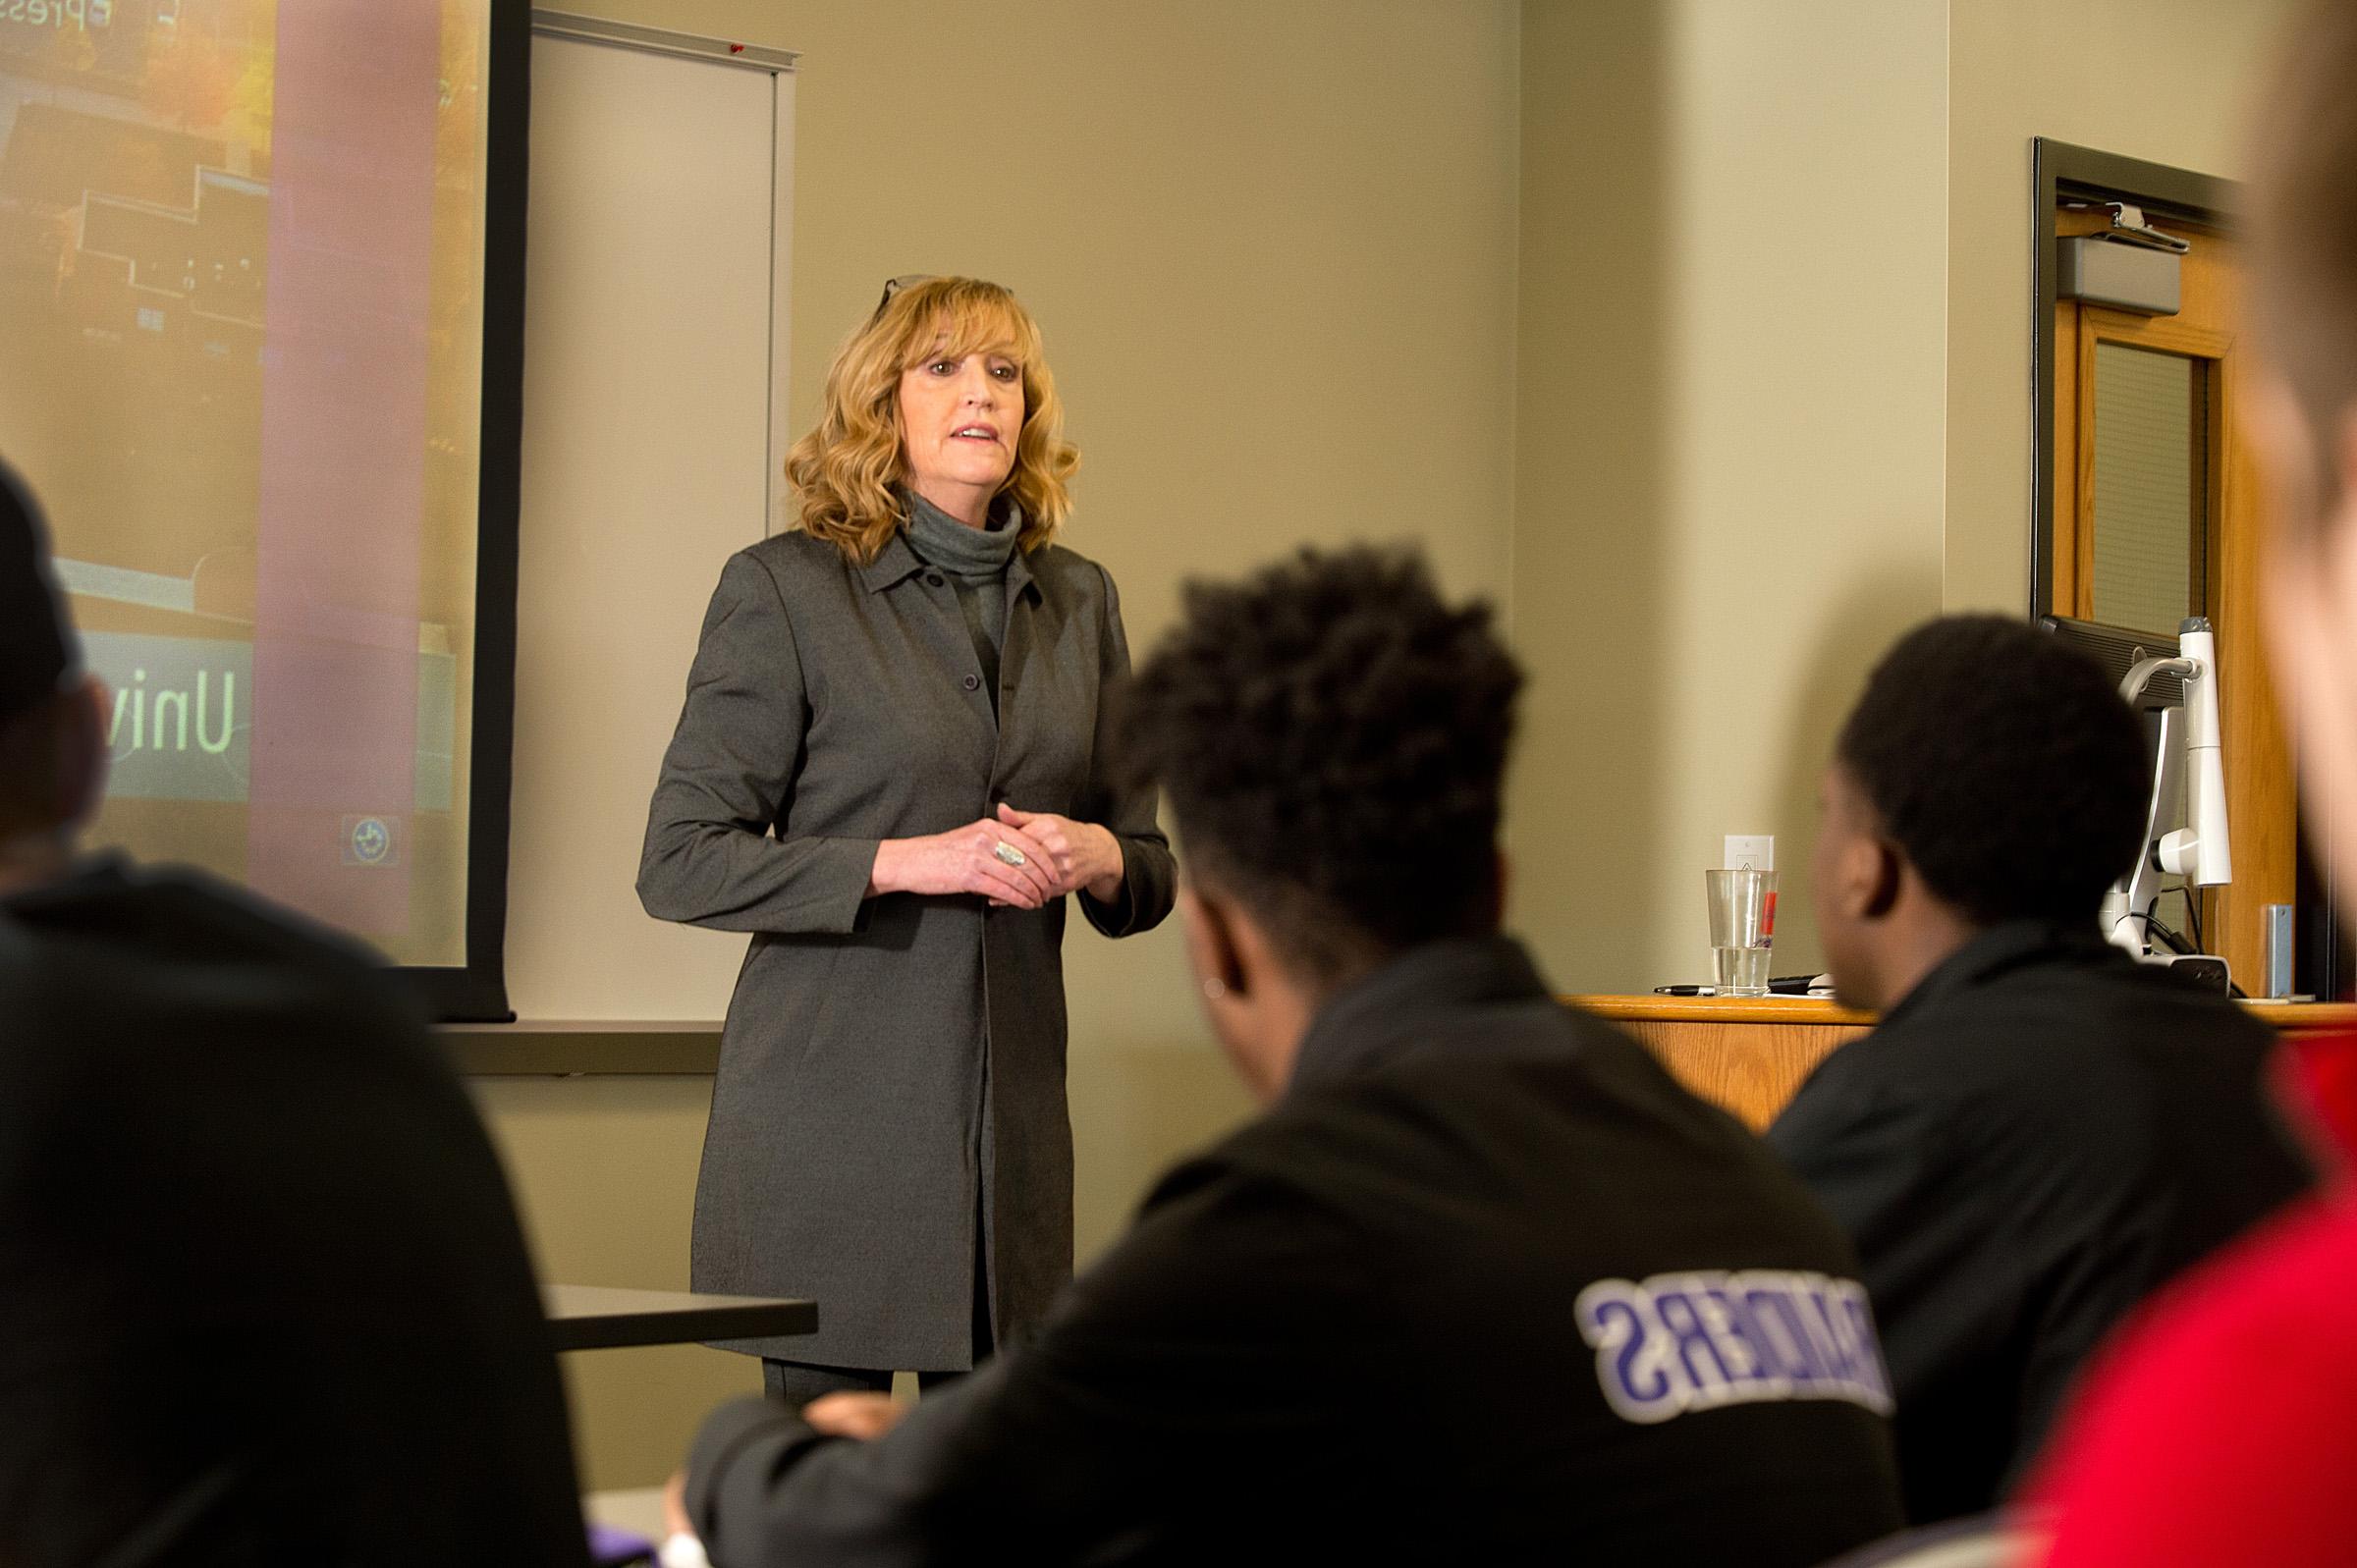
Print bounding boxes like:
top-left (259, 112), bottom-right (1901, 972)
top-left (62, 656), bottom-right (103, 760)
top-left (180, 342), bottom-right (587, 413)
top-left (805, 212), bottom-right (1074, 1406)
top-left (1943, 0), bottom-right (2298, 614)
top-left (1509, 0), bottom-right (2297, 997)
top-left (476, 0), bottom-right (1521, 1489)
top-left (1508, 0), bottom-right (1950, 995)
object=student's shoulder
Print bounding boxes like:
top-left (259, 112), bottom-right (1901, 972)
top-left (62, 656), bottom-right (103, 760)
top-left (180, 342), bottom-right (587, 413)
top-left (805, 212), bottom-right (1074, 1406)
top-left (1148, 1104), bottom-right (1360, 1212)
top-left (6, 859), bottom-right (426, 1041)
top-left (1992, 952), bottom-right (2267, 1047)
top-left (1791, 972), bottom-right (2112, 1102)
top-left (1074, 1117), bottom-right (1375, 1325)
top-left (143, 862), bottom-right (401, 984)
top-left (1780, 961), bottom-right (2274, 1156)
top-left (12, 857), bottom-right (367, 964)
top-left (1889, 961), bottom-right (2267, 1086)
top-left (1781, 1007), bottom-right (1948, 1107)
top-left (1320, 997), bottom-right (1711, 1116)
top-left (1767, 1008), bottom-right (1968, 1158)
top-left (0, 861), bottom-right (447, 1129)
top-left (1134, 1087), bottom-right (1454, 1259)
top-left (1220, 1005), bottom-right (1748, 1198)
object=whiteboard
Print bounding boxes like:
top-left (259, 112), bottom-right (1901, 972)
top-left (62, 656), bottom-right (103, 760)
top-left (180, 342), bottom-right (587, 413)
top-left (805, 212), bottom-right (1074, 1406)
top-left (506, 21), bottom-right (796, 1020)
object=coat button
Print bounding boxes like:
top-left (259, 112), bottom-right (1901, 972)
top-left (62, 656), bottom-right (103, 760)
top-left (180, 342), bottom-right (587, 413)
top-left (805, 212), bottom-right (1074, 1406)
top-left (962, 674), bottom-right (981, 691)
top-left (926, 572), bottom-right (946, 587)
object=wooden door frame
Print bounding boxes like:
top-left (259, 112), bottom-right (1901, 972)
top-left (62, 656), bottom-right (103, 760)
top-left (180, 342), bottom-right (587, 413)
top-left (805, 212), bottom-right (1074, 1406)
top-left (2032, 139), bottom-right (2234, 614)
top-left (2032, 139), bottom-right (2295, 992)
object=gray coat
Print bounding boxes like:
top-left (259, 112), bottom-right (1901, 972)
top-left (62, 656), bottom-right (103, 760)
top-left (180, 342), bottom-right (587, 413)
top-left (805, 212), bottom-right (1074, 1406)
top-left (638, 527), bottom-right (1176, 1370)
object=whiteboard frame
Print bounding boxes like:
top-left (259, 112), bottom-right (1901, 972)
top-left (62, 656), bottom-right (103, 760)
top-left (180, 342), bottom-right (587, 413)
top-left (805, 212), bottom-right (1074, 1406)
top-left (528, 10), bottom-right (798, 532)
top-left (530, 11), bottom-right (800, 74)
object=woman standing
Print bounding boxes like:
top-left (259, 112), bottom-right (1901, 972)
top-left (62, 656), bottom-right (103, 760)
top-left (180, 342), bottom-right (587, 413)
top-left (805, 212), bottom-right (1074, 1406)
top-left (639, 277), bottom-right (1175, 1404)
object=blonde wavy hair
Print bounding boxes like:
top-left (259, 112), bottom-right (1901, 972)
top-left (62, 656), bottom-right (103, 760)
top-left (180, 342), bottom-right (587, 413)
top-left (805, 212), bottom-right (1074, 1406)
top-left (786, 277), bottom-right (1079, 564)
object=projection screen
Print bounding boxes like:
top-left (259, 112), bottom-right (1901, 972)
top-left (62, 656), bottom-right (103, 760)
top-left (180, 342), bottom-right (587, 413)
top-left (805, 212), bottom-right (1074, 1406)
top-left (0, 0), bottom-right (526, 1018)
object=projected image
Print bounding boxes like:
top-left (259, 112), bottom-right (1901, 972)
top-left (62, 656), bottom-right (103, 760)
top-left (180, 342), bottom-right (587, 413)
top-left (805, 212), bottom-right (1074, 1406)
top-left (0, 0), bottom-right (493, 967)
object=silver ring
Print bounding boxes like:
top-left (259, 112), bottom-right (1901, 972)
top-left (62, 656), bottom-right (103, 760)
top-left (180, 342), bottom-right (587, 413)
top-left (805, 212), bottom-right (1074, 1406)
top-left (993, 840), bottom-right (1027, 868)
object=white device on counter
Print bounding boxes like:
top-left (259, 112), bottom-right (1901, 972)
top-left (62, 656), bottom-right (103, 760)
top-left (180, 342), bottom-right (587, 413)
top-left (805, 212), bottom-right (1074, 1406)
top-left (2101, 616), bottom-right (2232, 965)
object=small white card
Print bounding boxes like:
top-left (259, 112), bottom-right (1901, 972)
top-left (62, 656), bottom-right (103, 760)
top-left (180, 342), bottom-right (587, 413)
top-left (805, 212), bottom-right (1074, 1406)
top-left (1724, 835), bottom-right (1774, 872)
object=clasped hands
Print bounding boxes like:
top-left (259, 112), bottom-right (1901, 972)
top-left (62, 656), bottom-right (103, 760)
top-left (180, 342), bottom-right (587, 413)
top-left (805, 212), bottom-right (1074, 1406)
top-left (867, 803), bottom-right (1123, 910)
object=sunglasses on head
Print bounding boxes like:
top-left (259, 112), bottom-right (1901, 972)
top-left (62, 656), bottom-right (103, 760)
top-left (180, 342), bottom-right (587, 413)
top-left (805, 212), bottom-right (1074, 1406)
top-left (874, 274), bottom-right (937, 317)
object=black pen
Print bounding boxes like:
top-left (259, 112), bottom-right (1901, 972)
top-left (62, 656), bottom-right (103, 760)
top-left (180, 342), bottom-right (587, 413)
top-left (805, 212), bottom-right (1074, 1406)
top-left (1654, 976), bottom-right (1831, 997)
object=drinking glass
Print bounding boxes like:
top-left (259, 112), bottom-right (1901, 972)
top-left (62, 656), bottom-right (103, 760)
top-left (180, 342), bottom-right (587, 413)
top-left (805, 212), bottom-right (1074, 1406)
top-left (1706, 868), bottom-right (1777, 998)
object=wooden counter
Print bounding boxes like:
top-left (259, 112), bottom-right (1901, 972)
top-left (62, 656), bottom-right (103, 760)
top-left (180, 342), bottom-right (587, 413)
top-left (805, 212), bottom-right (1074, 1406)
top-left (1572, 995), bottom-right (2357, 1132)
top-left (1571, 996), bottom-right (1870, 1131)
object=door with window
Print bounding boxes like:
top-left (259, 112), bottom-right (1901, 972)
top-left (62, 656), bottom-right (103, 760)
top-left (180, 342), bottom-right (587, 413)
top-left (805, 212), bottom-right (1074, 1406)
top-left (2046, 197), bottom-right (2293, 992)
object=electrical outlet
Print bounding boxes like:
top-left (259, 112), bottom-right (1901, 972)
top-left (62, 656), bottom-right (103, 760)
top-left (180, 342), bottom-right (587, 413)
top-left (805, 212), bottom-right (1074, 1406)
top-left (1724, 835), bottom-right (1774, 872)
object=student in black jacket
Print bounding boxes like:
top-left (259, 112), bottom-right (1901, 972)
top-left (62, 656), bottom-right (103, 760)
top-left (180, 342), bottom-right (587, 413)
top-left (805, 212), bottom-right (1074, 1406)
top-left (0, 465), bottom-right (587, 1564)
top-left (1769, 615), bottom-right (2316, 1526)
top-left (672, 546), bottom-right (1905, 1567)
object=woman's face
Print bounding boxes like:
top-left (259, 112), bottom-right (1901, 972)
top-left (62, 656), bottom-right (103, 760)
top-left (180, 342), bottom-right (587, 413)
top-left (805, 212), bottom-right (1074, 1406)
top-left (896, 340), bottom-right (1023, 509)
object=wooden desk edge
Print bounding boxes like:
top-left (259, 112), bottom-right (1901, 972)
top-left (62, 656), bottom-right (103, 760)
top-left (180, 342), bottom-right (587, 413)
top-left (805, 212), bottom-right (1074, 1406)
top-left (1570, 995), bottom-right (2357, 1035)
top-left (1568, 995), bottom-right (1874, 1026)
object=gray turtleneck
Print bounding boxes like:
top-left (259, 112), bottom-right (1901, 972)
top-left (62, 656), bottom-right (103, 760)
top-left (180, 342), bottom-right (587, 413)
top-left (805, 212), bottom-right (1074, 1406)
top-left (904, 489), bottom-right (1019, 710)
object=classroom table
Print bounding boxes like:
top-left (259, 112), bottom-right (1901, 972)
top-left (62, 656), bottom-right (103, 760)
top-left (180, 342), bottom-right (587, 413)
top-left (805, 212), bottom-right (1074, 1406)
top-left (545, 1283), bottom-right (816, 1352)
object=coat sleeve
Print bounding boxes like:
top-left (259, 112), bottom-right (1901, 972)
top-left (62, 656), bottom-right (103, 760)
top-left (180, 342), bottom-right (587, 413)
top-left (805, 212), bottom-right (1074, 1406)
top-left (1077, 563), bottom-right (1176, 940)
top-left (683, 1160), bottom-right (1373, 1564)
top-left (636, 550), bottom-right (879, 935)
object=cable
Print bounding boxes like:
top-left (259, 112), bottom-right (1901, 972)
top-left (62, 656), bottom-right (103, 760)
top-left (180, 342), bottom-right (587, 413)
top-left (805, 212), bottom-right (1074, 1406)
top-left (2120, 907), bottom-right (2196, 956)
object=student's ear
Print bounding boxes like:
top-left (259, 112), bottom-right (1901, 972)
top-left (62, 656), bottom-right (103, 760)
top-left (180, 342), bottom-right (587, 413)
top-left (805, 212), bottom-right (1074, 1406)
top-left (1178, 884), bottom-right (1249, 1004)
top-left (1822, 825), bottom-right (1899, 926)
top-left (1861, 836), bottom-right (1905, 921)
